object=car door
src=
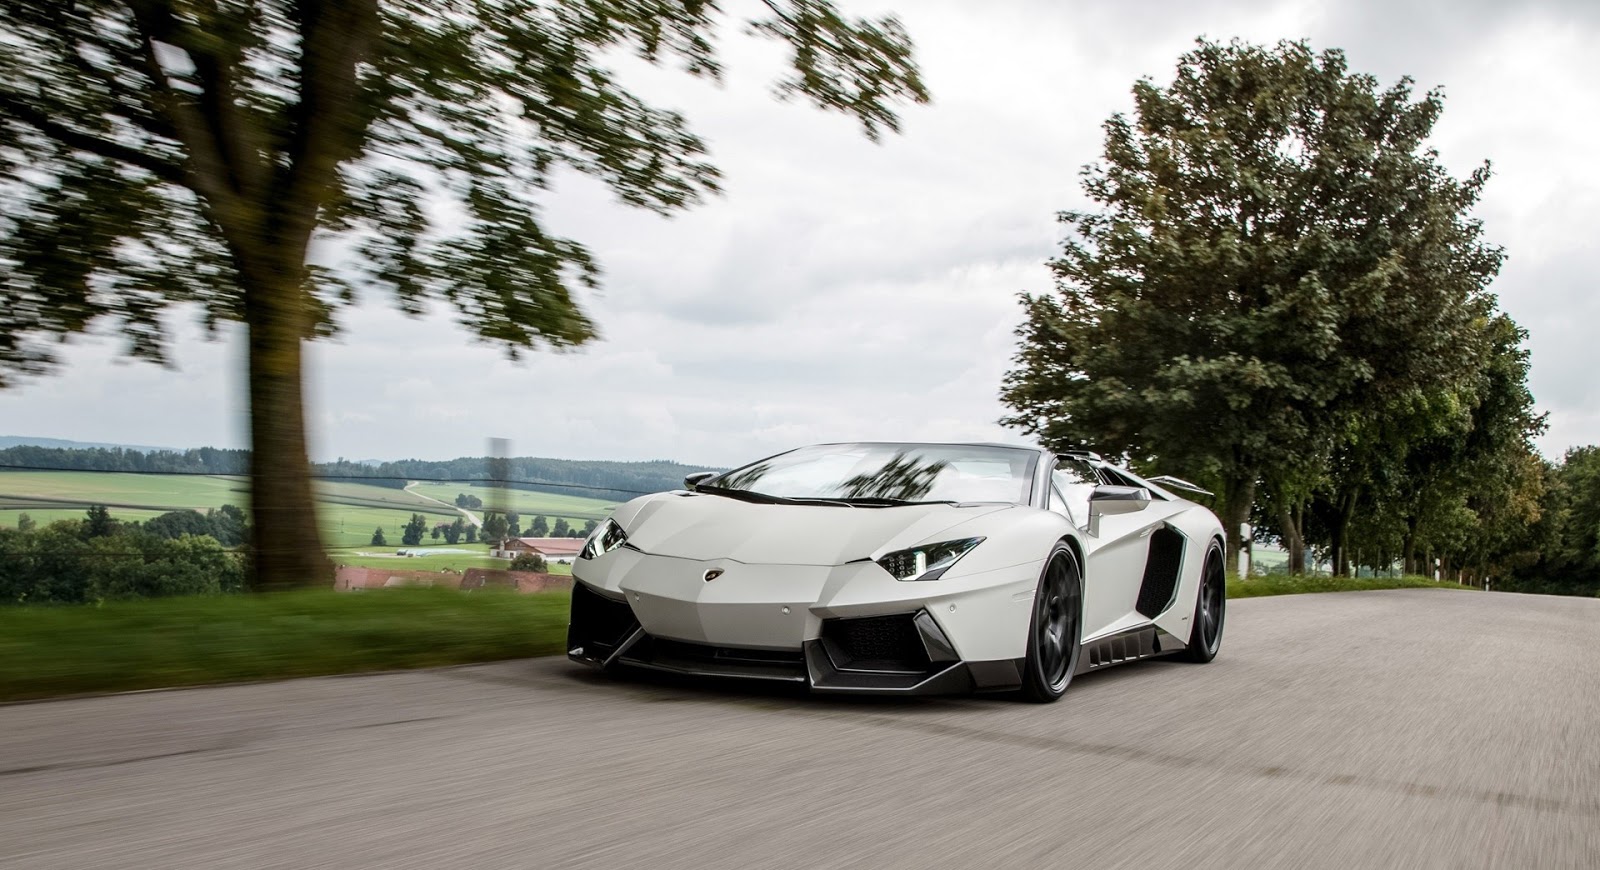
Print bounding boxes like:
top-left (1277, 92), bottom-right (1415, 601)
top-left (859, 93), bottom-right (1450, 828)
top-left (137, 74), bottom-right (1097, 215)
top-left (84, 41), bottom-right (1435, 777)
top-left (1075, 465), bottom-right (1186, 640)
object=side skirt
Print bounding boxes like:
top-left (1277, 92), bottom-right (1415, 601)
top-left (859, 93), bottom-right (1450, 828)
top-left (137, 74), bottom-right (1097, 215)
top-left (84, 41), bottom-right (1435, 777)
top-left (1074, 624), bottom-right (1186, 675)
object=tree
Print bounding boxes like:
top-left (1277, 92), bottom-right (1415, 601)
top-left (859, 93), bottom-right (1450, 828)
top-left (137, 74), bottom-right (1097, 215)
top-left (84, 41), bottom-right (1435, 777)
top-left (84, 505), bottom-right (118, 539)
top-left (371, 527), bottom-right (386, 547)
top-left (510, 552), bottom-right (547, 572)
top-left (444, 517), bottom-right (465, 545)
top-left (207, 504), bottom-right (248, 547)
top-left (552, 517), bottom-right (571, 538)
top-left (400, 513), bottom-right (427, 546)
top-left (506, 512), bottom-right (521, 538)
top-left (481, 511), bottom-right (509, 545)
top-left (143, 509), bottom-right (215, 540)
top-left (431, 525), bottom-right (443, 540)
top-left (455, 493), bottom-right (483, 510)
top-left (0, 1), bottom-right (928, 591)
top-left (1000, 39), bottom-right (1500, 567)
top-left (582, 518), bottom-right (598, 537)
top-left (16, 513), bottom-right (34, 531)
top-left (465, 525), bottom-right (478, 544)
top-left (530, 515), bottom-right (550, 537)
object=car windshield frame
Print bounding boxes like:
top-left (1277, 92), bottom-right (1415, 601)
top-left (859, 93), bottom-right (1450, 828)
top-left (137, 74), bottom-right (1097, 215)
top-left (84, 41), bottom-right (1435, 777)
top-left (705, 443), bottom-right (1040, 506)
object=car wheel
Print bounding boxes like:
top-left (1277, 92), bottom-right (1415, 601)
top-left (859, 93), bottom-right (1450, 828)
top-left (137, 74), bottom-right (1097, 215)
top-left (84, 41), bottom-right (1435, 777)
top-left (1020, 542), bottom-right (1083, 703)
top-left (1181, 542), bottom-right (1226, 663)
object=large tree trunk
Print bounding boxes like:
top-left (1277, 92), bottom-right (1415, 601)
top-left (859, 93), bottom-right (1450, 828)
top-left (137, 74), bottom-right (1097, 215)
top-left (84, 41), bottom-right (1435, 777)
top-left (1328, 487), bottom-right (1359, 577)
top-left (1277, 501), bottom-right (1306, 575)
top-left (1401, 517), bottom-right (1418, 576)
top-left (242, 265), bottom-right (330, 590)
top-left (1221, 477), bottom-right (1256, 575)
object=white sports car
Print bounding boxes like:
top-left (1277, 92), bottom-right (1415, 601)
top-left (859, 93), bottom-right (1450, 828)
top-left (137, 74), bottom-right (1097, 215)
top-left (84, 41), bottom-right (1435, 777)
top-left (568, 442), bottom-right (1226, 701)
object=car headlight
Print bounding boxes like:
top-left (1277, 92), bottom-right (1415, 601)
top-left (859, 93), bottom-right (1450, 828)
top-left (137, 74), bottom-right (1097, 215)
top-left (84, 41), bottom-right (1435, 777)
top-left (876, 537), bottom-right (985, 581)
top-left (579, 518), bottom-right (628, 560)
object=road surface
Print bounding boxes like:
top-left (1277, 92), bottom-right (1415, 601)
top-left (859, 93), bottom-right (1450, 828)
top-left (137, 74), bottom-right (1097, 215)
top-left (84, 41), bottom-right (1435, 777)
top-left (2, 589), bottom-right (1597, 869)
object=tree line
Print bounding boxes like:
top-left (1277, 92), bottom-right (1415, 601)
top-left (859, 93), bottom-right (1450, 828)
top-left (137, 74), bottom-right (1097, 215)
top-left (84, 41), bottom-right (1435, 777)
top-left (2, 506), bottom-right (245, 604)
top-left (0, 445), bottom-right (711, 500)
top-left (1001, 39), bottom-right (1555, 590)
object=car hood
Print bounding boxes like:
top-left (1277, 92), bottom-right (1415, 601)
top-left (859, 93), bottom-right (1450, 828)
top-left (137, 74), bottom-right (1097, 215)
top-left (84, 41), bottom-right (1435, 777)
top-left (618, 492), bottom-right (1014, 566)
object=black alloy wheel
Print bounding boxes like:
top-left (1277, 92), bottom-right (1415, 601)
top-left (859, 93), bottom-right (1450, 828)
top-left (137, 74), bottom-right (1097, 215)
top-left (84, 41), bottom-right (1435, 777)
top-left (1182, 543), bottom-right (1226, 663)
top-left (1021, 543), bottom-right (1082, 702)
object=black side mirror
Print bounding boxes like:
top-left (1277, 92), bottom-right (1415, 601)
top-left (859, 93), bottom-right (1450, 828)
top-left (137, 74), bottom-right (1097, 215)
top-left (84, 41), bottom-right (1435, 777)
top-left (684, 471), bottom-right (717, 491)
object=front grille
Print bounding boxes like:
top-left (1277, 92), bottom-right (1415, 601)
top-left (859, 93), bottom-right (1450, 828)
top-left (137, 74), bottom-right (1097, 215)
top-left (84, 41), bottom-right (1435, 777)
top-left (821, 613), bottom-right (930, 673)
top-left (568, 582), bottom-right (638, 658)
top-left (622, 636), bottom-right (807, 681)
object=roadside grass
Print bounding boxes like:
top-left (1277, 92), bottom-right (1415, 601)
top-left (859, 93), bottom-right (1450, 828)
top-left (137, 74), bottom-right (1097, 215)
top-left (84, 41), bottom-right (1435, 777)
top-left (1228, 573), bottom-right (1476, 598)
top-left (0, 588), bottom-right (571, 702)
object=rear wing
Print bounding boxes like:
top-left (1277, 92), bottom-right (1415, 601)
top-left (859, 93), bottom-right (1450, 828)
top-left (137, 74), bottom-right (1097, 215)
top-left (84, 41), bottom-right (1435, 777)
top-left (1144, 475), bottom-right (1214, 497)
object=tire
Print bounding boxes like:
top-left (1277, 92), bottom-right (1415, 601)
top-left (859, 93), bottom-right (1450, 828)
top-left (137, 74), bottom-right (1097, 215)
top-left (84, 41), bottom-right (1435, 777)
top-left (1020, 542), bottom-right (1083, 703)
top-left (1182, 542), bottom-right (1226, 663)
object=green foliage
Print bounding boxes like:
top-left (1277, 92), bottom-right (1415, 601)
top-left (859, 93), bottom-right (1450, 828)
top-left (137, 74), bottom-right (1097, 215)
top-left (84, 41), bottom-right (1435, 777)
top-left (509, 552), bottom-right (547, 572)
top-left (465, 525), bottom-right (478, 544)
top-left (1001, 38), bottom-right (1506, 568)
top-left (1500, 448), bottom-right (1600, 597)
top-left (530, 515), bottom-right (550, 537)
top-left (142, 509), bottom-right (215, 540)
top-left (506, 511), bottom-right (521, 537)
top-left (371, 527), bottom-right (386, 547)
top-left (16, 512), bottom-right (34, 531)
top-left (0, 522), bottom-right (245, 604)
top-left (581, 518), bottom-right (598, 537)
top-left (83, 504), bottom-right (118, 539)
top-left (481, 511), bottom-right (509, 543)
top-left (400, 513), bottom-right (427, 546)
top-left (207, 503), bottom-right (248, 546)
top-left (455, 492), bottom-right (484, 510)
top-left (552, 517), bottom-right (571, 538)
top-left (444, 517), bottom-right (465, 545)
top-left (0, 588), bottom-right (572, 701)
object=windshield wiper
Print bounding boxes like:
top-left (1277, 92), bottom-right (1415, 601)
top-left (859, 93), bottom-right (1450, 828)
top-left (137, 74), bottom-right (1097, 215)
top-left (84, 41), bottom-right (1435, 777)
top-left (695, 485), bottom-right (860, 508)
top-left (833, 497), bottom-right (962, 507)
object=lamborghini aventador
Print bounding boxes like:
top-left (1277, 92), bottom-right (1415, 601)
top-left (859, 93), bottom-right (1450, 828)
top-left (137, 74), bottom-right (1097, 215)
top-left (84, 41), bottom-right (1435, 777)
top-left (567, 442), bottom-right (1226, 701)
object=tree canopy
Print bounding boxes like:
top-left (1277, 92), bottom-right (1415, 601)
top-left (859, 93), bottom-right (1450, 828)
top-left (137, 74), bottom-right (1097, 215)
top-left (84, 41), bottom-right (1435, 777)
top-left (1001, 38), bottom-right (1507, 568)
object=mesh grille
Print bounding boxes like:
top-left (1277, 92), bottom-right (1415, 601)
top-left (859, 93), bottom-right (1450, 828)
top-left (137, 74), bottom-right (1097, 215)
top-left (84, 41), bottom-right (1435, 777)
top-left (822, 613), bottom-right (929, 672)
top-left (569, 582), bottom-right (638, 654)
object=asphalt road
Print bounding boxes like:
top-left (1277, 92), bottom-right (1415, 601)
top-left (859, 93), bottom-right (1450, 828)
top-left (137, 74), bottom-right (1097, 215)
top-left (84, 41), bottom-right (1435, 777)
top-left (3, 589), bottom-right (1598, 869)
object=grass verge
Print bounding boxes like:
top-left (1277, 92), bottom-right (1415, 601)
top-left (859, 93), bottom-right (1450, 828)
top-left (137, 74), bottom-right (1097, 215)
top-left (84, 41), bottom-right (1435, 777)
top-left (1227, 574), bottom-right (1475, 598)
top-left (0, 588), bottom-right (570, 703)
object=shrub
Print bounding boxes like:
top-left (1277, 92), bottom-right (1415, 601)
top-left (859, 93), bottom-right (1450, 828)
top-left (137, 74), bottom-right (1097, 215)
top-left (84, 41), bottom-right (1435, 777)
top-left (509, 552), bottom-right (547, 572)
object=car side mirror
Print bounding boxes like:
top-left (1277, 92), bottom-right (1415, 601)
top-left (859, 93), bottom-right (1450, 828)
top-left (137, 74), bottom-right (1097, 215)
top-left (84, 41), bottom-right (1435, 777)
top-left (1087, 484), bottom-right (1149, 536)
top-left (684, 471), bottom-right (717, 491)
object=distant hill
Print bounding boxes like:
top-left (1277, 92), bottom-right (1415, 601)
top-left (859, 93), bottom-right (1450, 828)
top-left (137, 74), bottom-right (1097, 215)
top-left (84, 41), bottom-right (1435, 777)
top-left (0, 443), bottom-right (719, 499)
top-left (0, 435), bottom-right (180, 452)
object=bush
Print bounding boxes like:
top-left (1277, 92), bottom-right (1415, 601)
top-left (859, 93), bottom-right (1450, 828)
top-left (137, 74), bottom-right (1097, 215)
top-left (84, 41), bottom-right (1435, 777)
top-left (509, 552), bottom-right (547, 572)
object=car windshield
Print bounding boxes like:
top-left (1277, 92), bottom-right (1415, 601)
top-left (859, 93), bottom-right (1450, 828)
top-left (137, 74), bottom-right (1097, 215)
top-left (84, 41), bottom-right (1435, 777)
top-left (706, 443), bottom-right (1038, 505)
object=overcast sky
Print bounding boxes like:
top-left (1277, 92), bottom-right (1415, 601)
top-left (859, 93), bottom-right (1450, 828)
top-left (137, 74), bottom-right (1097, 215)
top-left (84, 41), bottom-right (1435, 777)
top-left (2, 0), bottom-right (1596, 467)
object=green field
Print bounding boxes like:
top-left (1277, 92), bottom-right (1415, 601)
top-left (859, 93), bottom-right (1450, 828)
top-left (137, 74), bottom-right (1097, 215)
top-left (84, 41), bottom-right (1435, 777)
top-left (0, 471), bottom-right (620, 548)
top-left (405, 481), bottom-right (616, 529)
